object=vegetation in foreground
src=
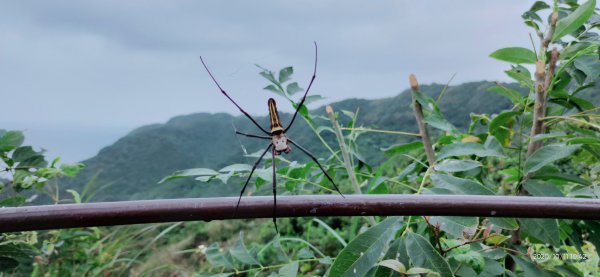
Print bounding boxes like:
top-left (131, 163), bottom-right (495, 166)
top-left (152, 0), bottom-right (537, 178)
top-left (2, 0), bottom-right (600, 276)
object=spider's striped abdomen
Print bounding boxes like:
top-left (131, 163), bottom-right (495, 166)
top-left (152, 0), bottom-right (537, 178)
top-left (268, 98), bottom-right (284, 134)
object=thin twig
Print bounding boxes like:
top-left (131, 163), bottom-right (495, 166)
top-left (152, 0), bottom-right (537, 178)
top-left (410, 74), bottom-right (436, 168)
top-left (326, 105), bottom-right (377, 226)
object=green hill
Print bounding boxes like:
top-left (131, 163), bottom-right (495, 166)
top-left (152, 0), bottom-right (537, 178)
top-left (66, 81), bottom-right (524, 201)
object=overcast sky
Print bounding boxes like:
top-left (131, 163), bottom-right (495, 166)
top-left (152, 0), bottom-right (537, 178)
top-left (0, 1), bottom-right (537, 163)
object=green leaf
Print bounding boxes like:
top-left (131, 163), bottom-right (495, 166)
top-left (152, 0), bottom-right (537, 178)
top-left (519, 218), bottom-right (560, 246)
top-left (553, 0), bottom-right (596, 41)
top-left (573, 55), bottom-right (600, 83)
top-left (264, 84), bottom-right (285, 97)
top-left (259, 69), bottom-right (278, 85)
top-left (329, 217), bottom-right (403, 277)
top-left (532, 172), bottom-right (591, 186)
top-left (278, 67), bottom-right (293, 83)
top-left (529, 1), bottom-right (550, 12)
top-left (60, 163), bottom-right (84, 177)
top-left (11, 146), bottom-right (39, 162)
top-left (424, 112), bottom-right (456, 132)
top-left (0, 196), bottom-right (26, 207)
top-left (430, 174), bottom-right (495, 195)
top-left (377, 259), bottom-right (406, 273)
top-left (66, 189), bottom-right (82, 204)
top-left (505, 65), bottom-right (533, 89)
top-left (490, 47), bottom-right (537, 64)
top-left (405, 232), bottom-right (453, 277)
top-left (567, 137), bottom-right (600, 145)
top-left (510, 255), bottom-right (554, 277)
top-left (159, 168), bottom-right (219, 183)
top-left (429, 216), bottom-right (478, 238)
top-left (488, 217), bottom-right (519, 230)
top-left (434, 159), bottom-right (481, 172)
top-left (230, 232), bottom-right (260, 265)
top-left (205, 243), bottom-right (234, 269)
top-left (523, 144), bottom-right (581, 174)
top-left (286, 82), bottom-right (303, 95)
top-left (381, 141), bottom-right (423, 155)
top-left (489, 111), bottom-right (519, 146)
top-left (220, 164), bottom-right (252, 173)
top-left (487, 85), bottom-right (523, 105)
top-left (406, 267), bottom-right (440, 275)
top-left (372, 238), bottom-right (406, 277)
top-left (523, 180), bottom-right (563, 197)
top-left (0, 131), bottom-right (24, 151)
top-left (278, 261), bottom-right (299, 277)
top-left (437, 142), bottom-right (504, 161)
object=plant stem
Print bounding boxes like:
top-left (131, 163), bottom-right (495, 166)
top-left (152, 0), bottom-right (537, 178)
top-left (326, 105), bottom-right (377, 226)
top-left (409, 74), bottom-right (437, 168)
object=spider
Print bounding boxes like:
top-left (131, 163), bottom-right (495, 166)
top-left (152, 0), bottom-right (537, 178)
top-left (199, 42), bottom-right (344, 232)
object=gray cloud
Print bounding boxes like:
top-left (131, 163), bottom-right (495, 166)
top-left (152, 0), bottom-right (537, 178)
top-left (0, 1), bottom-right (534, 162)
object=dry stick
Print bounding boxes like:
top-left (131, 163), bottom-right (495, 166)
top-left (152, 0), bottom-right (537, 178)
top-left (326, 105), bottom-right (377, 226)
top-left (410, 74), bottom-right (436, 168)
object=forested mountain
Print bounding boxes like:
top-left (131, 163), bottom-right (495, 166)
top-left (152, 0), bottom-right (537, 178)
top-left (66, 81), bottom-right (525, 201)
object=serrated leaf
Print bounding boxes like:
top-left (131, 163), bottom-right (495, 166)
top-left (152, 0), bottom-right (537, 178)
top-left (429, 216), bottom-right (479, 238)
top-left (405, 233), bottom-right (452, 277)
top-left (490, 47), bottom-right (537, 64)
top-left (381, 141), bottom-right (423, 155)
top-left (523, 144), bottom-right (581, 174)
top-left (329, 217), bottom-right (403, 277)
top-left (434, 159), bottom-right (482, 172)
top-left (553, 0), bottom-right (596, 41)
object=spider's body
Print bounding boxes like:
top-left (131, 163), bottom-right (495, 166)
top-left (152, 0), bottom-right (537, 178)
top-left (199, 42), bottom-right (343, 232)
top-left (268, 98), bottom-right (291, 155)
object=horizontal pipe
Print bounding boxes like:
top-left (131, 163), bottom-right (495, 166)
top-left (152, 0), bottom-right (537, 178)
top-left (1, 194), bottom-right (600, 233)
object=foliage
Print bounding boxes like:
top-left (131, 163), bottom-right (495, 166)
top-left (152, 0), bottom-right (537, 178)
top-left (2, 0), bottom-right (600, 275)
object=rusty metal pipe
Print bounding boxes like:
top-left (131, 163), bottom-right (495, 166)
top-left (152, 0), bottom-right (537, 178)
top-left (1, 195), bottom-right (600, 232)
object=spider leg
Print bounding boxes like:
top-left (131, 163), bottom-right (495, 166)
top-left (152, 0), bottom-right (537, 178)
top-left (235, 130), bottom-right (271, 140)
top-left (271, 146), bottom-right (279, 233)
top-left (234, 144), bottom-right (273, 217)
top-left (288, 139), bottom-right (345, 198)
top-left (284, 42), bottom-right (318, 133)
top-left (200, 57), bottom-right (270, 135)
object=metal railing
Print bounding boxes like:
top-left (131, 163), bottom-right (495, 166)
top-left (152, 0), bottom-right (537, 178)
top-left (2, 195), bottom-right (600, 232)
